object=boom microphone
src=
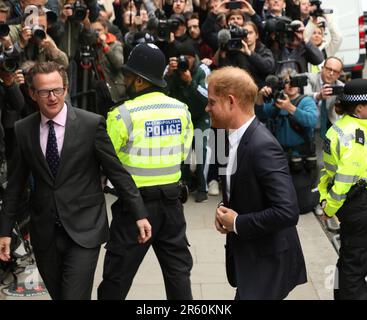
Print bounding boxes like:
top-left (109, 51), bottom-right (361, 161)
top-left (217, 28), bottom-right (231, 45)
top-left (265, 75), bottom-right (279, 88)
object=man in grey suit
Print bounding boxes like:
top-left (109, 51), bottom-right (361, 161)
top-left (0, 61), bottom-right (152, 300)
top-left (304, 56), bottom-right (344, 140)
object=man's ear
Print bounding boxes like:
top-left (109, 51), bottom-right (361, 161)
top-left (356, 104), bottom-right (364, 115)
top-left (228, 94), bottom-right (236, 107)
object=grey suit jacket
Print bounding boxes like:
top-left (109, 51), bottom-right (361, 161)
top-left (304, 72), bottom-right (344, 124)
top-left (0, 106), bottom-right (147, 250)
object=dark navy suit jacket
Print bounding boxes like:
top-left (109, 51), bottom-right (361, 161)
top-left (221, 117), bottom-right (307, 300)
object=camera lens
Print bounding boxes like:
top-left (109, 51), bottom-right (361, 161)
top-left (0, 23), bottom-right (10, 37)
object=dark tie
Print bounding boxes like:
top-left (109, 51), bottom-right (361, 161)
top-left (320, 99), bottom-right (327, 140)
top-left (46, 120), bottom-right (60, 177)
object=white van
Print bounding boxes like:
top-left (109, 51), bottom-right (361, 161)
top-left (321, 0), bottom-right (366, 78)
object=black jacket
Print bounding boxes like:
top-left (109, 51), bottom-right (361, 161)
top-left (222, 117), bottom-right (307, 299)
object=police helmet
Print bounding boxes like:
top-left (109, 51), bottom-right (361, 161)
top-left (122, 43), bottom-right (167, 88)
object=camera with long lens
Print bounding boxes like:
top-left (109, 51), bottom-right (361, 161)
top-left (309, 0), bottom-right (333, 17)
top-left (0, 22), bottom-right (10, 37)
top-left (177, 55), bottom-right (189, 72)
top-left (155, 9), bottom-right (181, 42)
top-left (80, 28), bottom-right (99, 46)
top-left (264, 16), bottom-right (302, 45)
top-left (264, 73), bottom-right (308, 102)
top-left (79, 29), bottom-right (98, 66)
top-left (32, 25), bottom-right (46, 41)
top-left (227, 24), bottom-right (248, 50)
top-left (0, 43), bottom-right (19, 72)
top-left (72, 0), bottom-right (88, 21)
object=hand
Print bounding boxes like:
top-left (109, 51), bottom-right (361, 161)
top-left (180, 70), bottom-right (192, 84)
top-left (0, 237), bottom-right (11, 262)
top-left (275, 94), bottom-right (296, 114)
top-left (169, 32), bottom-right (175, 43)
top-left (167, 57), bottom-right (178, 76)
top-left (318, 84), bottom-right (334, 100)
top-left (136, 218), bottom-right (152, 244)
top-left (98, 32), bottom-right (107, 45)
top-left (239, 0), bottom-right (256, 16)
top-left (201, 58), bottom-right (213, 66)
top-left (14, 69), bottom-right (25, 85)
top-left (240, 39), bottom-right (251, 56)
top-left (213, 0), bottom-right (229, 15)
top-left (82, 9), bottom-right (91, 28)
top-left (256, 86), bottom-right (272, 105)
top-left (215, 214), bottom-right (228, 234)
top-left (0, 35), bottom-right (13, 50)
top-left (39, 35), bottom-right (59, 57)
top-left (20, 25), bottom-right (32, 48)
top-left (216, 206), bottom-right (238, 233)
top-left (260, 86), bottom-right (273, 97)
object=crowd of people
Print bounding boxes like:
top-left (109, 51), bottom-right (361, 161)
top-left (1, 0), bottom-right (367, 301)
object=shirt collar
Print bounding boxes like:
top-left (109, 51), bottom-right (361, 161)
top-left (228, 115), bottom-right (256, 147)
top-left (40, 103), bottom-right (68, 127)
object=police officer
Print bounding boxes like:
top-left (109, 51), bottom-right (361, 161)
top-left (318, 79), bottom-right (367, 300)
top-left (97, 43), bottom-right (194, 300)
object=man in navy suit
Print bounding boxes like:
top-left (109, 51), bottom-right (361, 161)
top-left (206, 66), bottom-right (307, 299)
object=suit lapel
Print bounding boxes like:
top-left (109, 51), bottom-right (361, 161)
top-left (55, 105), bottom-right (78, 183)
top-left (229, 118), bottom-right (260, 201)
top-left (31, 113), bottom-right (54, 181)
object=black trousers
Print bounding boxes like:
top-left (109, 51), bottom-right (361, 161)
top-left (334, 191), bottom-right (367, 300)
top-left (98, 184), bottom-right (193, 300)
top-left (33, 226), bottom-right (100, 300)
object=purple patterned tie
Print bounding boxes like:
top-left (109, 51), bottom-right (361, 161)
top-left (46, 120), bottom-right (60, 177)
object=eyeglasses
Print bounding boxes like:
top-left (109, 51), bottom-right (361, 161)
top-left (35, 88), bottom-right (65, 98)
top-left (323, 65), bottom-right (342, 74)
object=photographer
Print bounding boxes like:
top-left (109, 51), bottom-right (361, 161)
top-left (304, 14), bottom-right (342, 71)
top-left (256, 68), bottom-right (318, 214)
top-left (152, 11), bottom-right (196, 60)
top-left (56, 0), bottom-right (95, 60)
top-left (8, 9), bottom-right (68, 68)
top-left (267, 17), bottom-right (324, 73)
top-left (304, 56), bottom-right (344, 140)
top-left (4, 0), bottom-right (46, 25)
top-left (165, 42), bottom-right (210, 203)
top-left (217, 21), bottom-right (275, 87)
top-left (0, 68), bottom-right (25, 162)
top-left (90, 17), bottom-right (125, 114)
top-left (201, 0), bottom-right (262, 51)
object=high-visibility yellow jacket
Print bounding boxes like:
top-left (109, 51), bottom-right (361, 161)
top-left (107, 91), bottom-right (194, 188)
top-left (318, 114), bottom-right (367, 217)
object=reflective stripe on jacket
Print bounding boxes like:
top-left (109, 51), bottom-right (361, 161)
top-left (107, 91), bottom-right (194, 188)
